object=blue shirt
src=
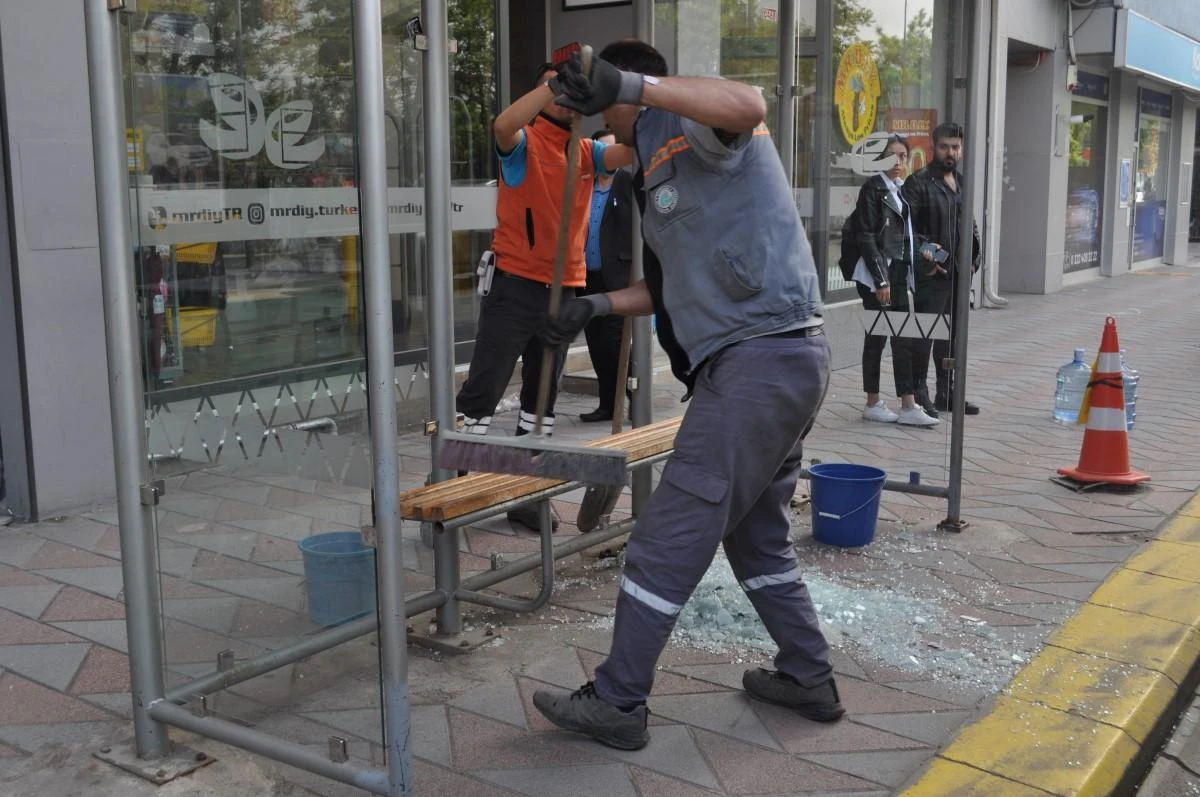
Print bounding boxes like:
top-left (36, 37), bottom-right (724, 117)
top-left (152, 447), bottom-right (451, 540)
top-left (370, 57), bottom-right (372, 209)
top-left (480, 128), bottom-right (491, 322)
top-left (585, 180), bottom-right (613, 272)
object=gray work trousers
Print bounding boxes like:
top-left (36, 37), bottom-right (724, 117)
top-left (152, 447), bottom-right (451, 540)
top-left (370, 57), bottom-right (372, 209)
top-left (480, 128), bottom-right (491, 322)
top-left (594, 330), bottom-right (833, 709)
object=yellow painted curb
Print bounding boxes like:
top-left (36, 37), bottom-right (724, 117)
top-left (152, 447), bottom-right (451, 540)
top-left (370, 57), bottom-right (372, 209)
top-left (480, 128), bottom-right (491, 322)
top-left (901, 759), bottom-right (1053, 796)
top-left (898, 502), bottom-right (1200, 796)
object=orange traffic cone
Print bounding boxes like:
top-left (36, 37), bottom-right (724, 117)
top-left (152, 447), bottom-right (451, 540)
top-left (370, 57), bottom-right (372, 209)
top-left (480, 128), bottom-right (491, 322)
top-left (1057, 316), bottom-right (1149, 486)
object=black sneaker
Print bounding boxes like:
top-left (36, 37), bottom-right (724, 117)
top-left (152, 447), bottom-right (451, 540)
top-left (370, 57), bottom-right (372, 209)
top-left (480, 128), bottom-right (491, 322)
top-left (934, 396), bottom-right (980, 415)
top-left (507, 503), bottom-right (559, 532)
top-left (742, 668), bottom-right (846, 722)
top-left (580, 407), bottom-right (614, 423)
top-left (532, 682), bottom-right (650, 750)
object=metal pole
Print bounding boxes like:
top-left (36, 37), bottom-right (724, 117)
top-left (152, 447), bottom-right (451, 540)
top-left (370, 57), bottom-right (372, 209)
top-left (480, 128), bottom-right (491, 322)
top-left (351, 2), bottom-right (413, 794)
top-left (776, 0), bottom-right (797, 182)
top-left (150, 702), bottom-right (390, 795)
top-left (422, 0), bottom-right (463, 634)
top-left (811, 0), bottom-right (833, 293)
top-left (84, 0), bottom-right (171, 759)
top-left (630, 0), bottom-right (655, 515)
top-left (942, 0), bottom-right (985, 532)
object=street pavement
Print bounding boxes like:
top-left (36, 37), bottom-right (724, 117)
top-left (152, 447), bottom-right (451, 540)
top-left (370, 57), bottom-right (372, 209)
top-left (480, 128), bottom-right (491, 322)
top-left (0, 260), bottom-right (1199, 796)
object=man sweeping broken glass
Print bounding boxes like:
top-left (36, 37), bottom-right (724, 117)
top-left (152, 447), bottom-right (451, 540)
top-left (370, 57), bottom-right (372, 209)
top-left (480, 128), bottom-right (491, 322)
top-left (534, 39), bottom-right (842, 751)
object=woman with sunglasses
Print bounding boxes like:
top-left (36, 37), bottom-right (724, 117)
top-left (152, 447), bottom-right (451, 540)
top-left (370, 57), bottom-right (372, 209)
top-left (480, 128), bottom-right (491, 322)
top-left (852, 134), bottom-right (939, 427)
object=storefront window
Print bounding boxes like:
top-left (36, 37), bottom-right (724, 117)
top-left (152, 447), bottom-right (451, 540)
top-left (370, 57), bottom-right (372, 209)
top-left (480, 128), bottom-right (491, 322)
top-left (123, 0), bottom-right (498, 394)
top-left (1063, 73), bottom-right (1108, 274)
top-left (827, 0), bottom-right (938, 297)
top-left (1133, 88), bottom-right (1172, 262)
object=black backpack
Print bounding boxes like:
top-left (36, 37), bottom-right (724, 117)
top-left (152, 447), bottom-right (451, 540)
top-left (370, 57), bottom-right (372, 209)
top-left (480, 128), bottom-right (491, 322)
top-left (837, 209), bottom-right (861, 282)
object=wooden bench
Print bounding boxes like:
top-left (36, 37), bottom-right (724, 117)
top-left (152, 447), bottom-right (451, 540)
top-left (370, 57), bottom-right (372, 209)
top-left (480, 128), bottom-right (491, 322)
top-left (400, 416), bottom-right (682, 525)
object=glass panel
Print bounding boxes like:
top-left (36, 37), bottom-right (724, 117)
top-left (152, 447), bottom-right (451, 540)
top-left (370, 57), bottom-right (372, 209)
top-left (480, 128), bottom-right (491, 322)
top-left (1134, 89), bottom-right (1172, 262)
top-left (124, 0), bottom-right (385, 763)
top-left (1064, 98), bottom-right (1107, 274)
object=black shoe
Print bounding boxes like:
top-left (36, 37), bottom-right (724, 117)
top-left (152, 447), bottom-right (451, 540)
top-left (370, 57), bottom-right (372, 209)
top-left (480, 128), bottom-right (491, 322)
top-left (742, 668), bottom-right (846, 722)
top-left (934, 396), bottom-right (980, 415)
top-left (580, 407), bottom-right (614, 423)
top-left (507, 503), bottom-right (560, 532)
top-left (532, 682), bottom-right (650, 750)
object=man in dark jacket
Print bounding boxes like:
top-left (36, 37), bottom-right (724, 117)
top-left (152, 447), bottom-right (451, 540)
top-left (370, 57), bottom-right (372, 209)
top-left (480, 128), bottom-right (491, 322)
top-left (579, 129), bottom-right (634, 423)
top-left (902, 121), bottom-right (981, 416)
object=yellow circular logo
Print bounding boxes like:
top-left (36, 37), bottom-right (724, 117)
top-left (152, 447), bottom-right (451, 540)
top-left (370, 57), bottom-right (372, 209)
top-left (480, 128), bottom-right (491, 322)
top-left (834, 43), bottom-right (881, 146)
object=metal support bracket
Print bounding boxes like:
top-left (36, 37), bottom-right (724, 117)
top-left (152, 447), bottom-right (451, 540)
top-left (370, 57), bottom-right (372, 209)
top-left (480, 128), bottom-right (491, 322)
top-left (773, 84), bottom-right (799, 97)
top-left (626, 376), bottom-right (639, 391)
top-left (328, 736), bottom-right (349, 763)
top-left (408, 624), bottom-right (497, 655)
top-left (139, 479), bottom-right (165, 507)
top-left (94, 741), bottom-right (214, 785)
top-left (937, 517), bottom-right (970, 534)
top-left (413, 35), bottom-right (458, 53)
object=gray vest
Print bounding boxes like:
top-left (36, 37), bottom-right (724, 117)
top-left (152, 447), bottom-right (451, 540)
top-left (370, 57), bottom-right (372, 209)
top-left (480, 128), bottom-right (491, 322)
top-left (634, 108), bottom-right (823, 371)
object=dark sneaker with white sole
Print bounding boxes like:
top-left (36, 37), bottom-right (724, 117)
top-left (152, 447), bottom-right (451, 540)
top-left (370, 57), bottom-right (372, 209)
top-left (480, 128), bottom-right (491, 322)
top-left (532, 682), bottom-right (650, 750)
top-left (742, 668), bottom-right (846, 722)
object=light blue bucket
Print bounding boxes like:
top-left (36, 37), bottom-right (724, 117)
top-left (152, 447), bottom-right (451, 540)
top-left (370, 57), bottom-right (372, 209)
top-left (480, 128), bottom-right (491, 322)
top-left (809, 463), bottom-right (887, 547)
top-left (298, 531), bottom-right (377, 626)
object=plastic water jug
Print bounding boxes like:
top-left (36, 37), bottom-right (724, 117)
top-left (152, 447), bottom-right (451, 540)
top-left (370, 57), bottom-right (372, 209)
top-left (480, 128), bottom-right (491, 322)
top-left (1053, 348), bottom-right (1090, 425)
top-left (1120, 349), bottom-right (1138, 431)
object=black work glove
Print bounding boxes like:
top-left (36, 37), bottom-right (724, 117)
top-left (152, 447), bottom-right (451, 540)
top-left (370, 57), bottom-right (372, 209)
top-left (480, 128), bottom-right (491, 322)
top-left (553, 54), bottom-right (646, 116)
top-left (541, 294), bottom-right (613, 347)
top-left (545, 65), bottom-right (590, 100)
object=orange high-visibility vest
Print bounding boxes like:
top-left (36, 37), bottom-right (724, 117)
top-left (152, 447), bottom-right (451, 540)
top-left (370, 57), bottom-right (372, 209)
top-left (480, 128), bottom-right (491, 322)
top-left (491, 115), bottom-right (597, 288)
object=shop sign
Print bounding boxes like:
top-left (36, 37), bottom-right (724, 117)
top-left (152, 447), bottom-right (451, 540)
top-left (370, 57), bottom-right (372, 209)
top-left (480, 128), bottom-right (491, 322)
top-left (834, 43), bottom-right (880, 146)
top-left (1071, 72), bottom-right (1109, 102)
top-left (885, 109), bottom-right (937, 177)
top-left (132, 186), bottom-right (499, 246)
top-left (1116, 9), bottom-right (1200, 93)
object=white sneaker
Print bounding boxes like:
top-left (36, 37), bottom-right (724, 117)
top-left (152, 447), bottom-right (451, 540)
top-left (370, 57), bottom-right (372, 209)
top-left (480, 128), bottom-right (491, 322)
top-left (863, 401), bottom-right (899, 423)
top-left (897, 406), bottom-right (940, 426)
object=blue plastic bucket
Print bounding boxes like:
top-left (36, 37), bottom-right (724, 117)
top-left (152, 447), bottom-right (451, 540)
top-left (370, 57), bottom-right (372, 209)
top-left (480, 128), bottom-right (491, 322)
top-left (298, 531), bottom-right (377, 626)
top-left (809, 463), bottom-right (887, 547)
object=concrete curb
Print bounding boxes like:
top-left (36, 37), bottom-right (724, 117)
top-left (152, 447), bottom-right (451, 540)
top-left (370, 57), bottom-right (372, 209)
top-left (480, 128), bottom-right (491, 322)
top-left (898, 493), bottom-right (1200, 796)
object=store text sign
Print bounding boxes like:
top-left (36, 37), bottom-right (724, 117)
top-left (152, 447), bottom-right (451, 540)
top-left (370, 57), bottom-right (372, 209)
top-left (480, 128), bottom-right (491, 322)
top-left (133, 186), bottom-right (498, 245)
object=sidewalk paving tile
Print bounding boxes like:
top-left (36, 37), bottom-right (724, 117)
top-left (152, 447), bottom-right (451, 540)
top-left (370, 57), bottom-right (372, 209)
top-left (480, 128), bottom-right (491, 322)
top-left (692, 728), bottom-right (880, 793)
top-left (567, 724), bottom-right (721, 790)
top-left (475, 763), bottom-right (638, 797)
top-left (448, 675), bottom-right (528, 729)
top-left (0, 643), bottom-right (90, 691)
top-left (68, 646), bottom-right (131, 695)
top-left (31, 567), bottom-right (125, 599)
top-left (628, 766), bottom-right (727, 797)
top-left (852, 710), bottom-right (974, 745)
top-left (801, 748), bottom-right (937, 788)
top-left (651, 692), bottom-right (781, 750)
top-left (37, 586), bottom-right (124, 622)
top-left (450, 709), bottom-right (608, 771)
top-left (0, 585), bottom-right (62, 620)
top-left (0, 608), bottom-right (82, 646)
top-left (0, 673), bottom-right (111, 724)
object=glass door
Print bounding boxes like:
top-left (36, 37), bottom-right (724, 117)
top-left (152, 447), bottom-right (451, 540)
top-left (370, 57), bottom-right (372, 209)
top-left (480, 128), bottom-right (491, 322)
top-left (123, 0), bottom-right (386, 761)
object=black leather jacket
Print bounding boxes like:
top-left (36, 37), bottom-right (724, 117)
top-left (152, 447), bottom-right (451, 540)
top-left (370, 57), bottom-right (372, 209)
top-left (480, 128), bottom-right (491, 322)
top-left (902, 164), bottom-right (980, 282)
top-left (854, 175), bottom-right (911, 289)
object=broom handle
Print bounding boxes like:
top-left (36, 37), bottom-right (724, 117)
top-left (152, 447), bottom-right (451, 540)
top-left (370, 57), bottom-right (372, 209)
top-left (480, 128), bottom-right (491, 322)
top-left (533, 45), bottom-right (592, 436)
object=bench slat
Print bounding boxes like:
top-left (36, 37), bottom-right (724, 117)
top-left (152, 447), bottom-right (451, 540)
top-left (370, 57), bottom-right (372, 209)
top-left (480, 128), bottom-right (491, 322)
top-left (401, 417), bottom-right (681, 522)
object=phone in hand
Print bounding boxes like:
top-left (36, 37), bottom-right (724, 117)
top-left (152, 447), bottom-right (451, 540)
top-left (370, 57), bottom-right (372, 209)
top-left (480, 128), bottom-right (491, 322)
top-left (931, 247), bottom-right (950, 264)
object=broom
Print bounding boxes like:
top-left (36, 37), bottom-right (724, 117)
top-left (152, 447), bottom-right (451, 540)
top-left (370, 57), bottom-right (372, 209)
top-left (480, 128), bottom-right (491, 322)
top-left (438, 46), bottom-right (627, 487)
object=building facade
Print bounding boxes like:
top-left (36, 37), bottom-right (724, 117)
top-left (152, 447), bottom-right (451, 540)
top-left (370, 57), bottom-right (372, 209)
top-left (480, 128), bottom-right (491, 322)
top-left (0, 0), bottom-right (1196, 519)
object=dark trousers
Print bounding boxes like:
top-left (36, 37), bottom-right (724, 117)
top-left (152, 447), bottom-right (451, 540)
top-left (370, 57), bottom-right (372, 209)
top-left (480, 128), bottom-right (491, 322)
top-left (856, 270), bottom-right (923, 398)
top-left (455, 270), bottom-right (574, 435)
top-left (915, 277), bottom-right (955, 403)
top-left (581, 269), bottom-right (627, 413)
top-left (594, 333), bottom-right (833, 708)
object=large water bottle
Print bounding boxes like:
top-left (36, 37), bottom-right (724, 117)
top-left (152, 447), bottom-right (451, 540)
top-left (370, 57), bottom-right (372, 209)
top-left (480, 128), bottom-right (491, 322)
top-left (1120, 349), bottom-right (1138, 431)
top-left (1053, 348), bottom-right (1090, 425)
